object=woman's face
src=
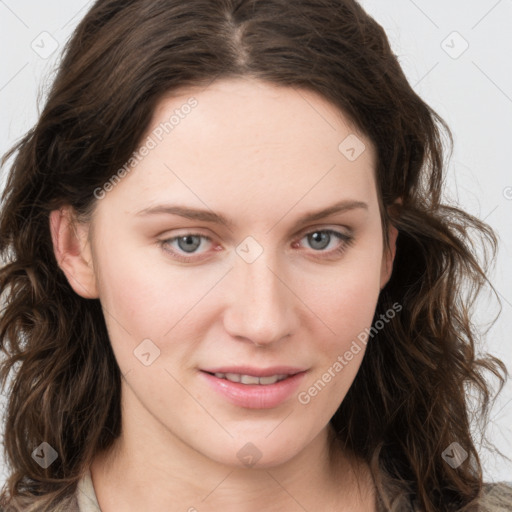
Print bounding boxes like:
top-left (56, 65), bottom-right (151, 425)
top-left (64, 77), bottom-right (397, 469)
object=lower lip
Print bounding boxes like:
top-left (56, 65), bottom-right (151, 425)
top-left (200, 371), bottom-right (307, 409)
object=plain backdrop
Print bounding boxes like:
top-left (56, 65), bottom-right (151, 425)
top-left (0, 0), bottom-right (511, 486)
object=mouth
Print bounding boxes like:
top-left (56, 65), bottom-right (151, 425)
top-left (199, 366), bottom-right (308, 409)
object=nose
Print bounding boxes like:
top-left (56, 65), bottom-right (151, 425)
top-left (222, 252), bottom-right (299, 347)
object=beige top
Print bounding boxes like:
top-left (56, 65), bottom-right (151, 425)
top-left (75, 468), bottom-right (101, 511)
top-left (71, 470), bottom-right (512, 511)
top-left (5, 470), bottom-right (511, 510)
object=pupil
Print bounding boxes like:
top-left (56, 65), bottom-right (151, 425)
top-left (178, 235), bottom-right (200, 253)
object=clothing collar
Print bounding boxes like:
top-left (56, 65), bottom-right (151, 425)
top-left (76, 467), bottom-right (102, 511)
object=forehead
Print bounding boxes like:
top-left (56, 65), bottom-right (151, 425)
top-left (149, 77), bottom-right (368, 160)
top-left (97, 77), bottom-right (378, 220)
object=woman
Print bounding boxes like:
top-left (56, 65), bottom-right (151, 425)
top-left (0, 0), bottom-right (510, 510)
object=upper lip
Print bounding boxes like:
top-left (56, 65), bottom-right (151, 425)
top-left (201, 366), bottom-right (308, 377)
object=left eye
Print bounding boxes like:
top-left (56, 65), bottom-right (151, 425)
top-left (298, 229), bottom-right (350, 251)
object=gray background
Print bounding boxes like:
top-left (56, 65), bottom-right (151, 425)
top-left (0, 0), bottom-right (511, 485)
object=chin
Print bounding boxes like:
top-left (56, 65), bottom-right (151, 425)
top-left (201, 431), bottom-right (312, 470)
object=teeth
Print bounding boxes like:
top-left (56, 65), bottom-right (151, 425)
top-left (213, 373), bottom-right (289, 385)
top-left (259, 375), bottom-right (280, 385)
top-left (240, 374), bottom-right (260, 385)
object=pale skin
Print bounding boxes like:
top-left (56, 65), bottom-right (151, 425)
top-left (50, 77), bottom-right (399, 512)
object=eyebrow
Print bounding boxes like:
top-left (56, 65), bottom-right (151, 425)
top-left (134, 199), bottom-right (368, 229)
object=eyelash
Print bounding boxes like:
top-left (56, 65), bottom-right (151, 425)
top-left (159, 229), bottom-right (355, 263)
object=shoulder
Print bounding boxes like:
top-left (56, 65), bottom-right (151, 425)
top-left (478, 482), bottom-right (512, 511)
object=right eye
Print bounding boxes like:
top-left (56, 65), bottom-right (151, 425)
top-left (159, 233), bottom-right (216, 262)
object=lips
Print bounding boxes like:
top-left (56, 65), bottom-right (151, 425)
top-left (199, 366), bottom-right (308, 409)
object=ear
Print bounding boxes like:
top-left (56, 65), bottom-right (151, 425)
top-left (49, 207), bottom-right (99, 299)
top-left (379, 199), bottom-right (401, 290)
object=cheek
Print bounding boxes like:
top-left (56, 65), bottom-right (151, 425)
top-left (300, 253), bottom-right (383, 348)
top-left (95, 248), bottom-right (164, 330)
top-left (93, 238), bottom-right (228, 366)
top-left (296, 268), bottom-right (380, 416)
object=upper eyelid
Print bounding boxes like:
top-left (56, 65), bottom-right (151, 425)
top-left (161, 224), bottom-right (352, 240)
top-left (295, 225), bottom-right (352, 238)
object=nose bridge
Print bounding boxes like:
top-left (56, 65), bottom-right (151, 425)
top-left (224, 246), bottom-right (296, 345)
top-left (245, 254), bottom-right (282, 307)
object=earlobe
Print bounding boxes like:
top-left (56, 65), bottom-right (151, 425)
top-left (49, 207), bottom-right (99, 299)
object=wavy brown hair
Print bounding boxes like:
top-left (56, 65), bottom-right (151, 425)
top-left (0, 0), bottom-right (508, 510)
